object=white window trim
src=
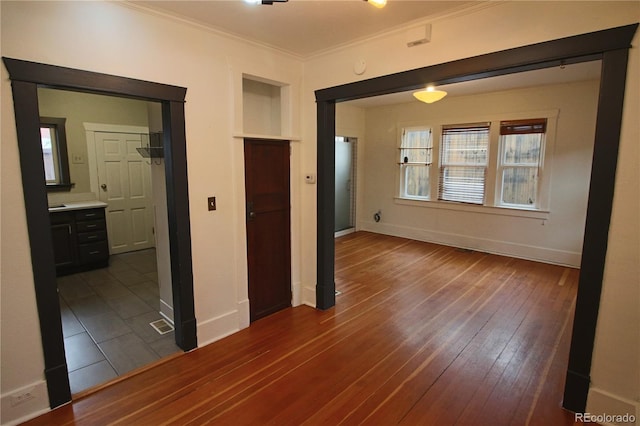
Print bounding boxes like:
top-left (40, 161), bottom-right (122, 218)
top-left (395, 109), bottom-right (558, 214)
top-left (397, 125), bottom-right (434, 201)
top-left (394, 196), bottom-right (550, 220)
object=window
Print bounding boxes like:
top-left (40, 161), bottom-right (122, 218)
top-left (396, 116), bottom-right (552, 213)
top-left (438, 123), bottom-right (490, 204)
top-left (40, 117), bottom-right (72, 191)
top-left (498, 119), bottom-right (546, 207)
top-left (399, 128), bottom-right (432, 199)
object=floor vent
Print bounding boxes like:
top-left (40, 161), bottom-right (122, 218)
top-left (335, 290), bottom-right (342, 296)
top-left (150, 319), bottom-right (174, 335)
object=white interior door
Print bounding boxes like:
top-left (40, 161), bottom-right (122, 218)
top-left (96, 132), bottom-right (154, 254)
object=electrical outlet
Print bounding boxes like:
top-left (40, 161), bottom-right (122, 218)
top-left (11, 389), bottom-right (36, 407)
top-left (208, 196), bottom-right (216, 211)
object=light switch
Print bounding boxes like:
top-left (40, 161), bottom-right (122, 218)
top-left (208, 196), bottom-right (216, 211)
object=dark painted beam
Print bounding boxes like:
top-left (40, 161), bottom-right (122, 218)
top-left (316, 100), bottom-right (336, 310)
top-left (563, 47), bottom-right (631, 412)
top-left (316, 24), bottom-right (637, 103)
top-left (3, 57), bottom-right (186, 102)
top-left (9, 80), bottom-right (71, 407)
top-left (163, 100), bottom-right (197, 350)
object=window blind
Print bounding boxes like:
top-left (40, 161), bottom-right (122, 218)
top-left (439, 123), bottom-right (490, 204)
top-left (500, 118), bottom-right (547, 135)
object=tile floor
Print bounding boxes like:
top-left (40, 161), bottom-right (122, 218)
top-left (58, 248), bottom-right (181, 394)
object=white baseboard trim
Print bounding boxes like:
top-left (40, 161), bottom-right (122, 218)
top-left (360, 221), bottom-right (581, 267)
top-left (586, 387), bottom-right (638, 426)
top-left (335, 228), bottom-right (355, 238)
top-left (197, 310), bottom-right (242, 348)
top-left (237, 299), bottom-right (250, 330)
top-left (292, 280), bottom-right (301, 307)
top-left (302, 283), bottom-right (316, 308)
top-left (159, 298), bottom-right (174, 325)
top-left (0, 380), bottom-right (50, 426)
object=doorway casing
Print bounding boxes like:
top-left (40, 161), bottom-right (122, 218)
top-left (3, 57), bottom-right (197, 408)
top-left (314, 23), bottom-right (638, 412)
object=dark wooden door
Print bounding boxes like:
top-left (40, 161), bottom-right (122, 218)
top-left (244, 139), bottom-right (291, 322)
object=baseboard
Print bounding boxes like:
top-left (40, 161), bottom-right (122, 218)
top-left (0, 380), bottom-right (50, 426)
top-left (302, 283), bottom-right (316, 308)
top-left (159, 311), bottom-right (173, 326)
top-left (237, 299), bottom-right (250, 330)
top-left (360, 221), bottom-right (581, 267)
top-left (291, 281), bottom-right (301, 307)
top-left (335, 228), bottom-right (355, 238)
top-left (196, 310), bottom-right (242, 347)
top-left (585, 388), bottom-right (639, 426)
top-left (159, 298), bottom-right (174, 325)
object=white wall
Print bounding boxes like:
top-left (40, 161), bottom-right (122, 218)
top-left (0, 1), bottom-right (303, 424)
top-left (301, 0), bottom-right (639, 422)
top-left (146, 102), bottom-right (173, 323)
top-left (356, 80), bottom-right (599, 267)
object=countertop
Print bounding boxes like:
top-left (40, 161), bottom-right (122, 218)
top-left (48, 200), bottom-right (108, 212)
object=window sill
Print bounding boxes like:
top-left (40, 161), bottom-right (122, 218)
top-left (394, 197), bottom-right (550, 220)
top-left (233, 133), bottom-right (302, 141)
top-left (46, 183), bottom-right (75, 192)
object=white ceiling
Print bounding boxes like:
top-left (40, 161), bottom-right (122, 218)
top-left (129, 1), bottom-right (601, 107)
top-left (130, 0), bottom-right (478, 57)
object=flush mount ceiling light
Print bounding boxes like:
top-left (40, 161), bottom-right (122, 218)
top-left (244, 0), bottom-right (288, 5)
top-left (364, 0), bottom-right (387, 8)
top-left (413, 86), bottom-right (447, 104)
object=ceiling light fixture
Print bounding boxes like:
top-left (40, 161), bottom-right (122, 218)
top-left (364, 0), bottom-right (387, 9)
top-left (413, 86), bottom-right (447, 104)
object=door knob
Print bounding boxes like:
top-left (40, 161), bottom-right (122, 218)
top-left (247, 201), bottom-right (255, 220)
top-left (101, 184), bottom-right (107, 191)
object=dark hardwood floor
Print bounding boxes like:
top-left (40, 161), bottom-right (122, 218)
top-left (24, 232), bottom-right (584, 425)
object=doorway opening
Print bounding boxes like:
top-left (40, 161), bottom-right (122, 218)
top-left (335, 136), bottom-right (356, 238)
top-left (37, 87), bottom-right (180, 394)
top-left (3, 57), bottom-right (197, 408)
top-left (314, 24), bottom-right (638, 413)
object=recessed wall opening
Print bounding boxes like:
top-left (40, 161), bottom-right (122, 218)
top-left (242, 77), bottom-right (283, 136)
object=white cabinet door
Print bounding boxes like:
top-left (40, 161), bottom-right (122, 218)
top-left (96, 132), bottom-right (154, 254)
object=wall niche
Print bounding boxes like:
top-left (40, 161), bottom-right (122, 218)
top-left (242, 77), bottom-right (283, 137)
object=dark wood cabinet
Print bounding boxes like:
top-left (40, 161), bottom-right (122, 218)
top-left (51, 221), bottom-right (75, 268)
top-left (50, 207), bottom-right (109, 275)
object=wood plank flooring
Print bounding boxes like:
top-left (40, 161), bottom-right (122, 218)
top-left (25, 232), bottom-right (584, 425)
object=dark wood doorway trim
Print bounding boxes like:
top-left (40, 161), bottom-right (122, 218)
top-left (2, 57), bottom-right (197, 408)
top-left (315, 23), bottom-right (638, 413)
